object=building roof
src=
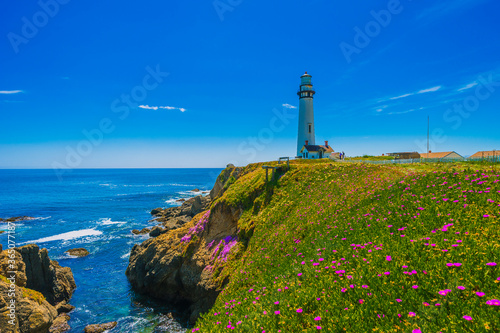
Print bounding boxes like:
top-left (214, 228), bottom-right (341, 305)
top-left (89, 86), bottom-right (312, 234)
top-left (301, 145), bottom-right (334, 153)
top-left (421, 151), bottom-right (462, 159)
top-left (469, 150), bottom-right (500, 158)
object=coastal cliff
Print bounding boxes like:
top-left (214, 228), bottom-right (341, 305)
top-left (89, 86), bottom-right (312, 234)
top-left (0, 244), bottom-right (76, 333)
top-left (126, 165), bottom-right (268, 323)
top-left (127, 160), bottom-right (500, 332)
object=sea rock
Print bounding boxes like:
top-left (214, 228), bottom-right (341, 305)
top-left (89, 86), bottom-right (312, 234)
top-left (55, 301), bottom-right (75, 314)
top-left (151, 208), bottom-right (163, 216)
top-left (84, 321), bottom-right (117, 333)
top-left (176, 198), bottom-right (186, 202)
top-left (0, 216), bottom-right (36, 223)
top-left (180, 196), bottom-right (211, 217)
top-left (149, 226), bottom-right (165, 238)
top-left (65, 248), bottom-right (89, 257)
top-left (162, 216), bottom-right (191, 231)
top-left (49, 313), bottom-right (71, 333)
top-left (0, 281), bottom-right (58, 333)
top-left (0, 245), bottom-right (76, 333)
top-left (191, 188), bottom-right (200, 192)
top-left (0, 231), bottom-right (5, 234)
top-left (16, 244), bottom-right (76, 306)
top-left (132, 228), bottom-right (150, 235)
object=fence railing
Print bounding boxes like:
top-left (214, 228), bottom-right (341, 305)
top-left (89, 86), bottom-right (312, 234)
top-left (337, 157), bottom-right (500, 165)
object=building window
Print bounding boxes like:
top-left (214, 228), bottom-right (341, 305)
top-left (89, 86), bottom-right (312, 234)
top-left (308, 124), bottom-right (312, 133)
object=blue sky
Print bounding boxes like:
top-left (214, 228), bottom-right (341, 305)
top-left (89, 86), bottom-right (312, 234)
top-left (1, 0), bottom-right (499, 168)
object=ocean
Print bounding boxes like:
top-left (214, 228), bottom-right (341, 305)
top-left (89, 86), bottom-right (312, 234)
top-left (0, 168), bottom-right (222, 332)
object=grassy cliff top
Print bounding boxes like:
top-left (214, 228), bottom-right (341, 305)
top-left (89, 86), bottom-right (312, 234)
top-left (194, 160), bottom-right (500, 332)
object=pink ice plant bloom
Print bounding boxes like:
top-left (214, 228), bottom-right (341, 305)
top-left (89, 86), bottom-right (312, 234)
top-left (486, 262), bottom-right (497, 266)
top-left (486, 299), bottom-right (500, 306)
top-left (463, 315), bottom-right (472, 321)
top-left (476, 292), bottom-right (485, 297)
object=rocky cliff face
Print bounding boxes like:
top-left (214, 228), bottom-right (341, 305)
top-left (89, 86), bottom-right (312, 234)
top-left (0, 244), bottom-right (76, 333)
top-left (126, 166), bottom-right (248, 324)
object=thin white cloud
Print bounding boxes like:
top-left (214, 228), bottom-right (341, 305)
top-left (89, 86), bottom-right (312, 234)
top-left (282, 103), bottom-right (297, 109)
top-left (417, 86), bottom-right (442, 94)
top-left (389, 93), bottom-right (413, 101)
top-left (384, 85), bottom-right (442, 102)
top-left (0, 90), bottom-right (23, 94)
top-left (139, 105), bottom-right (186, 112)
top-left (457, 81), bottom-right (478, 91)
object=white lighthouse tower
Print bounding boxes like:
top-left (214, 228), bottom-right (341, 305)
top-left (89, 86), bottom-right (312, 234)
top-left (296, 72), bottom-right (316, 156)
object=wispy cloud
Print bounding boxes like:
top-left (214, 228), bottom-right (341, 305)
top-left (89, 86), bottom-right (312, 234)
top-left (0, 90), bottom-right (23, 94)
top-left (457, 81), bottom-right (478, 91)
top-left (282, 103), bottom-right (297, 109)
top-left (385, 85), bottom-right (442, 101)
top-left (418, 86), bottom-right (442, 94)
top-left (389, 93), bottom-right (413, 101)
top-left (139, 105), bottom-right (186, 112)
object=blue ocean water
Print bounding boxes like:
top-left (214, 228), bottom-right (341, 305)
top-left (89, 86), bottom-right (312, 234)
top-left (0, 168), bottom-right (221, 332)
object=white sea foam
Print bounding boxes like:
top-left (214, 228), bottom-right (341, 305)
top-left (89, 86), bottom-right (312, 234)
top-left (32, 216), bottom-right (52, 221)
top-left (178, 190), bottom-right (204, 196)
top-left (164, 198), bottom-right (184, 206)
top-left (99, 218), bottom-right (126, 225)
top-left (28, 229), bottom-right (102, 244)
top-left (120, 252), bottom-right (130, 259)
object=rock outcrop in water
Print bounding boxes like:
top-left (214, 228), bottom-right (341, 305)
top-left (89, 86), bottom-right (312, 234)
top-left (126, 166), bottom-right (245, 324)
top-left (0, 244), bottom-right (76, 333)
top-left (0, 216), bottom-right (36, 223)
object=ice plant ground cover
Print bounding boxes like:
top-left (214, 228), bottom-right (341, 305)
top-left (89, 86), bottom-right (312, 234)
top-left (191, 161), bottom-right (499, 332)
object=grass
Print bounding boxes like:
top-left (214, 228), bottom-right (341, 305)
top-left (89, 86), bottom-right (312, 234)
top-left (346, 155), bottom-right (396, 161)
top-left (188, 160), bottom-right (500, 332)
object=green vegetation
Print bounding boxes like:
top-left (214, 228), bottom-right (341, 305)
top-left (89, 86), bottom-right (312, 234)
top-left (192, 160), bottom-right (499, 332)
top-left (346, 155), bottom-right (395, 161)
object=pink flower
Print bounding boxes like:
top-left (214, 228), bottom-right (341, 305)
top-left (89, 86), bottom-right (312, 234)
top-left (359, 299), bottom-right (364, 304)
top-left (486, 299), bottom-right (500, 306)
top-left (274, 310), bottom-right (280, 315)
top-left (314, 316), bottom-right (321, 321)
top-left (457, 286), bottom-right (465, 290)
top-left (274, 301), bottom-right (279, 305)
top-left (438, 289), bottom-right (451, 296)
top-left (476, 292), bottom-right (485, 297)
top-left (486, 262), bottom-right (497, 266)
top-left (296, 308), bottom-right (303, 313)
top-left (396, 299), bottom-right (402, 302)
top-left (483, 214), bottom-right (490, 218)
top-left (386, 256), bottom-right (392, 261)
top-left (412, 285), bottom-right (418, 289)
top-left (316, 327), bottom-right (322, 330)
top-left (341, 288), bottom-right (347, 292)
top-left (463, 315), bottom-right (472, 321)
top-left (413, 329), bottom-right (422, 333)
top-left (298, 273), bottom-right (302, 276)
top-left (408, 312), bottom-right (416, 317)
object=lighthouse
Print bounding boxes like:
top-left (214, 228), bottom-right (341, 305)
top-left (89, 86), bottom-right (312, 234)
top-left (296, 72), bottom-right (316, 156)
